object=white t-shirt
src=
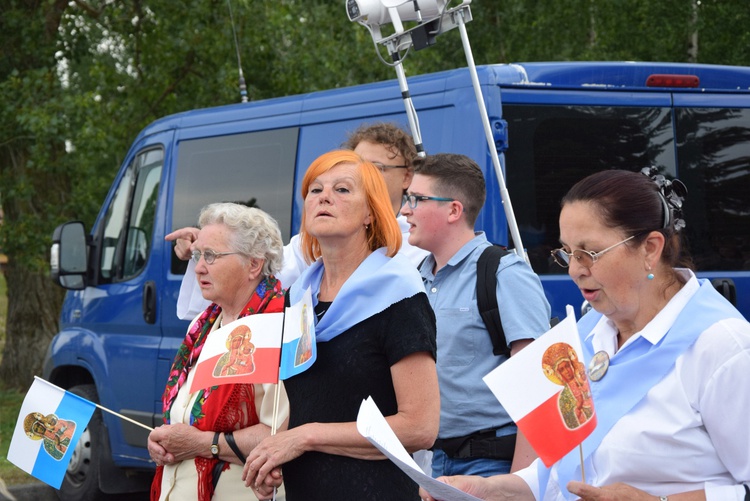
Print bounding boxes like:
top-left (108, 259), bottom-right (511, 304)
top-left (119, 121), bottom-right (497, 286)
top-left (515, 271), bottom-right (750, 501)
top-left (176, 215), bottom-right (429, 320)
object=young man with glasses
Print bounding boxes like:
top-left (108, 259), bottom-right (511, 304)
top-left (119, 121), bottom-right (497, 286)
top-left (400, 153), bottom-right (551, 478)
top-left (168, 122), bottom-right (429, 319)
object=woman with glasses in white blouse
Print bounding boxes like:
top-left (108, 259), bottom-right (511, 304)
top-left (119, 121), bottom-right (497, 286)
top-left (420, 168), bottom-right (750, 501)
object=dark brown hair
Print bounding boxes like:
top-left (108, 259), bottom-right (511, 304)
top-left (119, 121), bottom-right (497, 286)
top-left (561, 169), bottom-right (693, 272)
top-left (413, 153), bottom-right (485, 226)
top-left (342, 122), bottom-right (418, 167)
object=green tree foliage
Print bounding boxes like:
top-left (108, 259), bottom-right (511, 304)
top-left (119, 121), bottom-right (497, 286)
top-left (1, 0), bottom-right (749, 388)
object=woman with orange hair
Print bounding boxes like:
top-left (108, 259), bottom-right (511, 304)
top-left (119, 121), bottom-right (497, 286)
top-left (243, 150), bottom-right (440, 500)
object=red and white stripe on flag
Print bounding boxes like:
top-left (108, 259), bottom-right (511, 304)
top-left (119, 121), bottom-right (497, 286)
top-left (483, 305), bottom-right (597, 466)
top-left (189, 312), bottom-right (284, 392)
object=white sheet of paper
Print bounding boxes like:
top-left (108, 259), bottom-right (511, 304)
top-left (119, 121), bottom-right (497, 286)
top-left (356, 396), bottom-right (482, 501)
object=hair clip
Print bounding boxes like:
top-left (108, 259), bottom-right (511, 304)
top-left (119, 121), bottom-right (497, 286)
top-left (640, 167), bottom-right (688, 232)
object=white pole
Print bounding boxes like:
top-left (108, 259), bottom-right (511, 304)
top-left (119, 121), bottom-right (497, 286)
top-left (455, 9), bottom-right (528, 262)
top-left (388, 40), bottom-right (427, 158)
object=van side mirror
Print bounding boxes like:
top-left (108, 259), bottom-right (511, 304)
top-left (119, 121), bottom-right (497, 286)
top-left (51, 221), bottom-right (88, 290)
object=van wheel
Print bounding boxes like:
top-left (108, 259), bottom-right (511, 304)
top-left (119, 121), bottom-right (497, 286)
top-left (58, 384), bottom-right (103, 501)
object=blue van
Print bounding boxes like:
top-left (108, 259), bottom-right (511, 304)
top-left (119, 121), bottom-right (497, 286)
top-left (46, 61), bottom-right (750, 498)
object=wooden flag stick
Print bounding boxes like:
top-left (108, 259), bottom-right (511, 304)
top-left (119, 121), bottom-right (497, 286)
top-left (271, 382), bottom-right (282, 436)
top-left (270, 382), bottom-right (284, 501)
top-left (94, 403), bottom-right (153, 432)
top-left (36, 377), bottom-right (153, 432)
top-left (579, 444), bottom-right (586, 484)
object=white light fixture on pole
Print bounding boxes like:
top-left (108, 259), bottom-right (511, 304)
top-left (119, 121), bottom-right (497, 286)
top-left (346, 0), bottom-right (528, 261)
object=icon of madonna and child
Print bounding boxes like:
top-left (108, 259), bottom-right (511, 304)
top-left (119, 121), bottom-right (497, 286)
top-left (542, 342), bottom-right (594, 429)
top-left (23, 412), bottom-right (77, 461)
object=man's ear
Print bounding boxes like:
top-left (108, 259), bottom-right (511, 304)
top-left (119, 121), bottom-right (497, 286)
top-left (447, 200), bottom-right (464, 224)
top-left (401, 167), bottom-right (415, 190)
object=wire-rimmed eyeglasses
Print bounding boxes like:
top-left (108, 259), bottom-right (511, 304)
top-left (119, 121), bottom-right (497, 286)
top-left (372, 162), bottom-right (408, 173)
top-left (191, 249), bottom-right (241, 265)
top-left (402, 193), bottom-right (455, 209)
top-left (550, 235), bottom-right (636, 268)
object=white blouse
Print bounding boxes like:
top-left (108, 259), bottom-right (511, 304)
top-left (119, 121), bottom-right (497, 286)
top-left (517, 272), bottom-right (750, 501)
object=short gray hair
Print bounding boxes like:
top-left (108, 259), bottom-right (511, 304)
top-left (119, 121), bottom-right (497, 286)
top-left (198, 203), bottom-right (284, 278)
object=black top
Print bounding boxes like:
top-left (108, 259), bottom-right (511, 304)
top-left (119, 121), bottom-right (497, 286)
top-left (283, 293), bottom-right (437, 500)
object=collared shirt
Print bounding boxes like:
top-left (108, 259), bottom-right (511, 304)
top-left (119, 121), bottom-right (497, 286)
top-left (421, 232), bottom-right (551, 438)
top-left (517, 270), bottom-right (750, 501)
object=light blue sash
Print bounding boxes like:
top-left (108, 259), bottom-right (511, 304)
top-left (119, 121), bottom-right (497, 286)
top-left (553, 279), bottom-right (743, 498)
top-left (288, 248), bottom-right (425, 342)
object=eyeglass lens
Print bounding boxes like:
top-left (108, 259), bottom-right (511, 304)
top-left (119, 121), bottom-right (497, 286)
top-left (192, 250), bottom-right (217, 264)
top-left (551, 249), bottom-right (595, 268)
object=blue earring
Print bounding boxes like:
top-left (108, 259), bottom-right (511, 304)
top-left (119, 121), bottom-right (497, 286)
top-left (647, 273), bottom-right (654, 280)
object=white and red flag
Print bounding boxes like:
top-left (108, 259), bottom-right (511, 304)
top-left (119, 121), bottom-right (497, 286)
top-left (189, 312), bottom-right (284, 392)
top-left (483, 305), bottom-right (597, 466)
top-left (189, 287), bottom-right (316, 392)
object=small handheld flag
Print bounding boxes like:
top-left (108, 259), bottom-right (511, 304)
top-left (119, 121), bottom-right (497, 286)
top-left (8, 377), bottom-right (96, 489)
top-left (189, 312), bottom-right (285, 392)
top-left (279, 287), bottom-right (316, 380)
top-left (483, 305), bottom-right (597, 466)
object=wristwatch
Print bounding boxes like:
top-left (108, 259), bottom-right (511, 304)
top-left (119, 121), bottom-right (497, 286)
top-left (210, 431), bottom-right (220, 459)
top-left (659, 497), bottom-right (668, 501)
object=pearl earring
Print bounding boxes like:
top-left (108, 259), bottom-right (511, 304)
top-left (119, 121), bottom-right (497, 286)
top-left (647, 273), bottom-right (654, 280)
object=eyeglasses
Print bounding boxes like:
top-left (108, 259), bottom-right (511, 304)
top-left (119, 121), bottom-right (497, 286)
top-left (191, 249), bottom-right (241, 265)
top-left (551, 235), bottom-right (636, 268)
top-left (402, 193), bottom-right (455, 209)
top-left (372, 162), bottom-right (408, 173)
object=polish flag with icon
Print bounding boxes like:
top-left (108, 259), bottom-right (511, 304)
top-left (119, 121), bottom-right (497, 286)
top-left (189, 313), bottom-right (285, 392)
top-left (483, 305), bottom-right (597, 466)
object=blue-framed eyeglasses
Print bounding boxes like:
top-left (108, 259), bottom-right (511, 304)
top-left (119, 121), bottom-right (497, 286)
top-left (551, 235), bottom-right (636, 268)
top-left (402, 193), bottom-right (455, 209)
top-left (191, 249), bottom-right (241, 265)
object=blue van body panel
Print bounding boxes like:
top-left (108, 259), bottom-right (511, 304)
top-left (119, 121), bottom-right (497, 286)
top-left (45, 62), bottom-right (750, 474)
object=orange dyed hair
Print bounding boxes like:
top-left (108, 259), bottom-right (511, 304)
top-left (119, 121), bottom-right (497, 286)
top-left (299, 150), bottom-right (401, 263)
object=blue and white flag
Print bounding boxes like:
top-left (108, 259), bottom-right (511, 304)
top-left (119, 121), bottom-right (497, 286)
top-left (279, 286), bottom-right (317, 379)
top-left (8, 377), bottom-right (96, 489)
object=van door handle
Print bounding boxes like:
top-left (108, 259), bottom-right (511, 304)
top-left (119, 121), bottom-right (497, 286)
top-left (710, 278), bottom-right (736, 306)
top-left (143, 280), bottom-right (157, 324)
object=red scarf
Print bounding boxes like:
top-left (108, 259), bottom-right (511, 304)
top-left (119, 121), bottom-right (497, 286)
top-left (150, 277), bottom-right (284, 501)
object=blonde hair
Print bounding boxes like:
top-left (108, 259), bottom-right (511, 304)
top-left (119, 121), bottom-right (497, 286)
top-left (299, 150), bottom-right (401, 263)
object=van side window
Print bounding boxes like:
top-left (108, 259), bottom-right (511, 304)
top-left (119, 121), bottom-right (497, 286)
top-left (99, 148), bottom-right (164, 282)
top-left (170, 128), bottom-right (298, 274)
top-left (505, 103), bottom-right (750, 275)
top-left (504, 105), bottom-right (675, 275)
top-left (675, 108), bottom-right (750, 271)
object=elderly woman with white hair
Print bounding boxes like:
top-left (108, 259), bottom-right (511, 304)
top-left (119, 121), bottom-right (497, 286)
top-left (148, 202), bottom-right (289, 501)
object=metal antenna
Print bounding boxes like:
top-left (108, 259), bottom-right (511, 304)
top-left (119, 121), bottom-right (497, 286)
top-left (227, 0), bottom-right (248, 103)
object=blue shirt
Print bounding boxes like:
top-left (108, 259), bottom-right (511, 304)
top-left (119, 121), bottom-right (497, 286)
top-left (421, 232), bottom-right (551, 439)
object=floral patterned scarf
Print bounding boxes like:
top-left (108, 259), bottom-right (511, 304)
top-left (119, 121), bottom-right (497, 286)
top-left (150, 276), bottom-right (285, 501)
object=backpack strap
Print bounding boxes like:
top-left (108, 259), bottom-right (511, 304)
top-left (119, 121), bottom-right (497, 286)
top-left (476, 245), bottom-right (512, 356)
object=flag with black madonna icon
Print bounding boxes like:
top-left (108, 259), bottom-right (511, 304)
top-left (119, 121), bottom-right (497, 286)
top-left (189, 286), bottom-right (316, 391)
top-left (8, 377), bottom-right (96, 488)
top-left (483, 305), bottom-right (597, 466)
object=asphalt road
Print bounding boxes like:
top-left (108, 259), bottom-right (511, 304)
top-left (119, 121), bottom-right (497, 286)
top-left (3, 482), bottom-right (149, 501)
top-left (3, 482), bottom-right (57, 501)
